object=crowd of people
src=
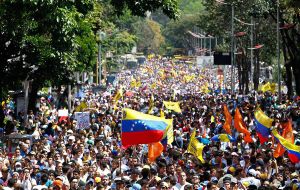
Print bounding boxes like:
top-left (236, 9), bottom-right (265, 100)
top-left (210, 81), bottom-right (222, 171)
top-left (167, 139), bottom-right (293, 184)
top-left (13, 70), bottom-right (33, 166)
top-left (1, 58), bottom-right (300, 190)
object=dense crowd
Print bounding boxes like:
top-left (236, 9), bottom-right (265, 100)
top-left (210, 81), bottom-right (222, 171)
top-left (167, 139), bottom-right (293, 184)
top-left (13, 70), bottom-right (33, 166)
top-left (1, 58), bottom-right (300, 190)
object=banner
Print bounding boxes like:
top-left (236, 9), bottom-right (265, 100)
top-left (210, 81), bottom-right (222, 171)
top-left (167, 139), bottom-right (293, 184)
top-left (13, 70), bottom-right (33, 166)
top-left (75, 112), bottom-right (90, 130)
top-left (58, 109), bottom-right (69, 117)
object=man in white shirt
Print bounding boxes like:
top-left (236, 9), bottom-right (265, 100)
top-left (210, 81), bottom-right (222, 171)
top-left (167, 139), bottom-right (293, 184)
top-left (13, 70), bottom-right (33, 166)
top-left (175, 172), bottom-right (191, 190)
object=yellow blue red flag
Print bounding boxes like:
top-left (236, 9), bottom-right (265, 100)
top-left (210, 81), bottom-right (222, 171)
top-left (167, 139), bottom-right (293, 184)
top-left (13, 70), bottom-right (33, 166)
top-left (254, 108), bottom-right (273, 144)
top-left (122, 109), bottom-right (168, 146)
top-left (272, 129), bottom-right (300, 163)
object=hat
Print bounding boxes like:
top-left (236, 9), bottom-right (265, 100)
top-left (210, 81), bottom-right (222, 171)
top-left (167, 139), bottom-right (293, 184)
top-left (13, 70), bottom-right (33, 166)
top-left (53, 180), bottom-right (63, 187)
top-left (231, 152), bottom-right (239, 157)
top-left (248, 169), bottom-right (258, 176)
top-left (86, 178), bottom-right (94, 185)
top-left (114, 177), bottom-right (124, 183)
top-left (68, 135), bottom-right (75, 141)
top-left (143, 165), bottom-right (150, 170)
top-left (160, 182), bottom-right (169, 188)
top-left (223, 176), bottom-right (231, 184)
top-left (1, 166), bottom-right (8, 172)
top-left (95, 177), bottom-right (101, 183)
top-left (29, 151), bottom-right (36, 155)
top-left (15, 162), bottom-right (22, 167)
top-left (12, 172), bottom-right (19, 177)
top-left (129, 183), bottom-right (142, 190)
top-left (131, 168), bottom-right (140, 175)
top-left (67, 129), bottom-right (73, 134)
top-left (231, 178), bottom-right (238, 184)
top-left (102, 175), bottom-right (109, 180)
top-left (291, 172), bottom-right (299, 179)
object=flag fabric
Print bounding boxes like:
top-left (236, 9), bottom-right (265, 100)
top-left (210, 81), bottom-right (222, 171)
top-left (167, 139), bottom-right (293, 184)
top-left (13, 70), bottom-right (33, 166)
top-left (136, 81), bottom-right (142, 88)
top-left (211, 134), bottom-right (236, 142)
top-left (187, 130), bottom-right (205, 163)
top-left (272, 129), bottom-right (300, 163)
top-left (130, 79), bottom-right (137, 88)
top-left (121, 109), bottom-right (168, 146)
top-left (223, 105), bottom-right (232, 135)
top-left (261, 82), bottom-right (271, 92)
top-left (148, 95), bottom-right (154, 114)
top-left (150, 83), bottom-right (156, 89)
top-left (254, 108), bottom-right (274, 144)
top-left (163, 101), bottom-right (181, 113)
top-left (161, 119), bottom-right (174, 146)
top-left (274, 120), bottom-right (294, 158)
top-left (160, 109), bottom-right (165, 118)
top-left (148, 142), bottom-right (164, 163)
top-left (234, 108), bottom-right (253, 143)
top-left (113, 88), bottom-right (123, 110)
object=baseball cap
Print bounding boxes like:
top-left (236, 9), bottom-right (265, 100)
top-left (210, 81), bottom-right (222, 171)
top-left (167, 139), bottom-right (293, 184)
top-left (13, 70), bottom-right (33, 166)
top-left (129, 183), bottom-right (142, 190)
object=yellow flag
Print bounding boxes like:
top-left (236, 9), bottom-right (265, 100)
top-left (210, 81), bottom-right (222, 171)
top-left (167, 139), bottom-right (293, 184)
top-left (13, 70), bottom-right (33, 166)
top-left (75, 102), bottom-right (88, 112)
top-left (130, 78), bottom-right (136, 88)
top-left (160, 109), bottom-right (165, 118)
top-left (148, 95), bottom-right (154, 114)
top-left (261, 82), bottom-right (271, 92)
top-left (113, 88), bottom-right (123, 110)
top-left (187, 130), bottom-right (205, 163)
top-left (150, 83), bottom-right (156, 89)
top-left (163, 101), bottom-right (181, 113)
top-left (164, 119), bottom-right (174, 144)
top-left (270, 83), bottom-right (276, 93)
top-left (136, 81), bottom-right (142, 88)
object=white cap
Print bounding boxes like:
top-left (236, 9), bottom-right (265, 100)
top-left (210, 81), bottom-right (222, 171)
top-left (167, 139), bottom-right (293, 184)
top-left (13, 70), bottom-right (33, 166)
top-left (68, 136), bottom-right (75, 141)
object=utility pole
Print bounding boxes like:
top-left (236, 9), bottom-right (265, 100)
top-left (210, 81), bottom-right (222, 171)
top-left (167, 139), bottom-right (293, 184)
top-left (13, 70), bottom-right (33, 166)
top-left (98, 31), bottom-right (102, 86)
top-left (250, 16), bottom-right (254, 88)
top-left (277, 0), bottom-right (281, 101)
top-left (231, 5), bottom-right (235, 94)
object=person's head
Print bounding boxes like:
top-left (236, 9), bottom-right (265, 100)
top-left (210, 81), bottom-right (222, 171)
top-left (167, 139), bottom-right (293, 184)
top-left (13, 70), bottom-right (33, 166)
top-left (140, 179), bottom-right (149, 190)
top-left (8, 178), bottom-right (16, 188)
top-left (167, 163), bottom-right (175, 175)
top-left (159, 182), bottom-right (169, 190)
top-left (179, 172), bottom-right (187, 184)
top-left (53, 180), bottom-right (63, 190)
top-left (131, 168), bottom-right (140, 180)
top-left (191, 175), bottom-right (200, 184)
top-left (73, 169), bottom-right (80, 179)
top-left (1, 167), bottom-right (9, 178)
top-left (101, 175), bottom-right (109, 186)
top-left (115, 178), bottom-right (125, 190)
top-left (41, 174), bottom-right (49, 184)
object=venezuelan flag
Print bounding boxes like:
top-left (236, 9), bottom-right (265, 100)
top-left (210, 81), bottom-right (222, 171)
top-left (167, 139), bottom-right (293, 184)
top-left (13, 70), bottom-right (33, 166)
top-left (274, 120), bottom-right (294, 158)
top-left (272, 129), bottom-right (300, 163)
top-left (211, 134), bottom-right (236, 142)
top-left (254, 108), bottom-right (273, 144)
top-left (161, 119), bottom-right (174, 150)
top-left (122, 109), bottom-right (168, 146)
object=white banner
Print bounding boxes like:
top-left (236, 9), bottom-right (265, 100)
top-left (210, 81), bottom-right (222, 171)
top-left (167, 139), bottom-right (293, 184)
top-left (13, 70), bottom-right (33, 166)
top-left (58, 109), bottom-right (69, 117)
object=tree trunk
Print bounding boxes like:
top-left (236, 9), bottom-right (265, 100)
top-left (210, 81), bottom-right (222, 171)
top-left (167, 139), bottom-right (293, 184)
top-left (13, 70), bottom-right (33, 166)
top-left (292, 58), bottom-right (300, 95)
top-left (28, 82), bottom-right (40, 113)
top-left (285, 62), bottom-right (293, 98)
top-left (253, 50), bottom-right (260, 90)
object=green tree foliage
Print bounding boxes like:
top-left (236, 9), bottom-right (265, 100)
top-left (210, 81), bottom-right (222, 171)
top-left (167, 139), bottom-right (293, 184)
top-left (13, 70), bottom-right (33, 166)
top-left (163, 15), bottom-right (199, 52)
top-left (110, 0), bottom-right (180, 19)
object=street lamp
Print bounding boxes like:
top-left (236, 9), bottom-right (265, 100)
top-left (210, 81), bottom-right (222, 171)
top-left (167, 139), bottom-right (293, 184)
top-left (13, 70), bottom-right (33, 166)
top-left (216, 0), bottom-right (235, 93)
